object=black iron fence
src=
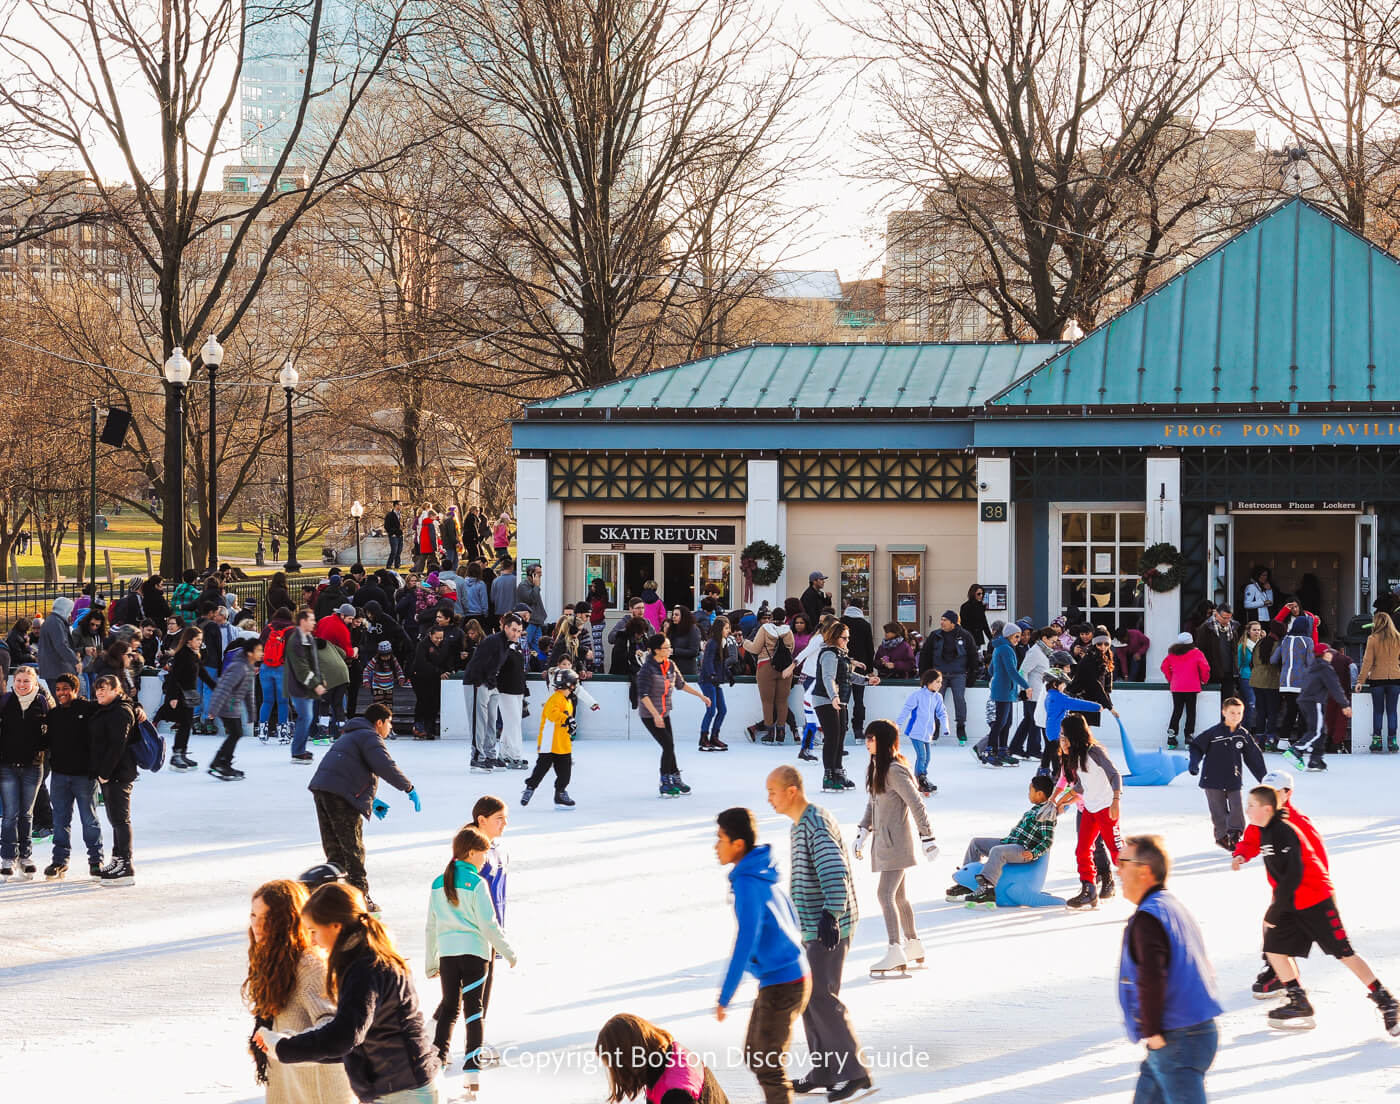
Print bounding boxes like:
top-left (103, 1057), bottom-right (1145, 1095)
top-left (0, 573), bottom-right (330, 626)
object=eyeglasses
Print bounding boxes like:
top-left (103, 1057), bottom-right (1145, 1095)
top-left (1115, 857), bottom-right (1148, 868)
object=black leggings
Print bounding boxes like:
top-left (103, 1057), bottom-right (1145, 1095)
top-left (1279, 693), bottom-right (1302, 742)
top-left (641, 714), bottom-right (679, 774)
top-left (433, 953), bottom-right (489, 1071)
top-left (1168, 691), bottom-right (1197, 736)
top-left (156, 699), bottom-right (194, 752)
top-left (816, 703), bottom-right (845, 772)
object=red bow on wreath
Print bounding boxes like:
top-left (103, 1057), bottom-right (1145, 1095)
top-left (741, 556), bottom-right (757, 604)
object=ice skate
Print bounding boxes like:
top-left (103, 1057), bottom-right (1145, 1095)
top-left (0, 860), bottom-right (11, 881)
top-left (43, 862), bottom-right (66, 881)
top-left (698, 731), bottom-right (714, 752)
top-left (945, 883), bottom-right (973, 902)
top-left (658, 773), bottom-right (681, 799)
top-left (827, 1076), bottom-right (876, 1102)
top-left (709, 734), bottom-right (728, 751)
top-left (208, 762), bottom-right (242, 782)
top-left (1098, 872), bottom-right (1116, 900)
top-left (15, 857), bottom-right (35, 881)
top-left (869, 943), bottom-right (910, 979)
top-left (98, 858), bottom-right (135, 887)
top-left (479, 1044), bottom-right (501, 1068)
top-left (520, 785), bottom-right (535, 806)
top-left (168, 751), bottom-right (196, 773)
top-left (1371, 734), bottom-right (1384, 753)
top-left (901, 937), bottom-right (926, 966)
top-left (553, 790), bottom-right (576, 808)
top-left (470, 752), bottom-right (494, 774)
top-left (1283, 747), bottom-right (1306, 771)
top-left (254, 723), bottom-right (269, 744)
top-left (955, 723), bottom-right (966, 746)
top-left (1369, 986), bottom-right (1400, 1036)
top-left (1066, 880), bottom-right (1098, 910)
top-left (671, 772), bottom-right (691, 795)
top-left (838, 768), bottom-right (856, 789)
top-left (1166, 732), bottom-right (1178, 750)
top-left (1253, 962), bottom-right (1283, 999)
top-left (822, 770), bottom-right (845, 793)
top-left (1390, 736), bottom-right (1399, 753)
top-left (964, 883), bottom-right (998, 909)
top-left (1268, 988), bottom-right (1316, 1029)
top-left (916, 773), bottom-right (933, 796)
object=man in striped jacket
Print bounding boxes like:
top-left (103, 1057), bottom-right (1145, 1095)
top-left (766, 765), bottom-right (873, 1101)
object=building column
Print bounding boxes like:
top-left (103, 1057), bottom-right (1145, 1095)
top-left (1144, 456), bottom-right (1182, 677)
top-left (977, 457), bottom-right (1012, 613)
top-left (745, 459), bottom-right (785, 609)
top-left (515, 458), bottom-right (563, 620)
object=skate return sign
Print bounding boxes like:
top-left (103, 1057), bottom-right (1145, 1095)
top-left (583, 524), bottom-right (736, 546)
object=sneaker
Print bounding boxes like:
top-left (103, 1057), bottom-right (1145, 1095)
top-left (99, 858), bottom-right (135, 887)
top-left (945, 883), bottom-right (973, 901)
top-left (43, 862), bottom-right (67, 880)
top-left (291, 752), bottom-right (314, 764)
top-left (1268, 987), bottom-right (1316, 1030)
top-left (554, 790), bottom-right (576, 808)
top-left (828, 1076), bottom-right (875, 1102)
top-left (521, 786), bottom-right (535, 806)
top-left (1253, 963), bottom-right (1283, 999)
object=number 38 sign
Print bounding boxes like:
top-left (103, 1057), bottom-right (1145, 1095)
top-left (980, 501), bottom-right (1008, 522)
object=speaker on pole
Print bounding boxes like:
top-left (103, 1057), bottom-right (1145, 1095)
top-left (100, 407), bottom-right (132, 446)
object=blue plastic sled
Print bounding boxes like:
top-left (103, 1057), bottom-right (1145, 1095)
top-left (952, 854), bottom-right (1063, 907)
top-left (1115, 715), bottom-right (1189, 787)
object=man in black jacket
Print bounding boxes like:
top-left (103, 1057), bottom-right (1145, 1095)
top-left (462, 613), bottom-right (524, 772)
top-left (918, 611), bottom-right (978, 743)
top-left (801, 572), bottom-right (830, 629)
top-left (354, 570), bottom-right (391, 611)
top-left (307, 703), bottom-right (420, 909)
top-left (44, 674), bottom-right (99, 879)
top-left (383, 501), bottom-right (404, 570)
top-left (840, 606), bottom-right (874, 739)
top-left (89, 675), bottom-right (139, 885)
top-left (1194, 604), bottom-right (1240, 698)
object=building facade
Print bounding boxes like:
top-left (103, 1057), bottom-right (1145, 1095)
top-left (514, 199), bottom-right (1400, 673)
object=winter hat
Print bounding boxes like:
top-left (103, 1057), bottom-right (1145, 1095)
top-left (1050, 615), bottom-right (1067, 630)
top-left (1314, 642), bottom-right (1333, 656)
top-left (377, 639), bottom-right (393, 654)
top-left (337, 603), bottom-right (355, 618)
top-left (1176, 632), bottom-right (1194, 645)
top-left (512, 603), bottom-right (531, 614)
top-left (844, 605), bottom-right (865, 619)
top-left (942, 609), bottom-right (959, 623)
top-left (1092, 633), bottom-right (1111, 646)
top-left (1016, 618), bottom-right (1034, 633)
top-left (1000, 622), bottom-right (1019, 638)
top-left (427, 572), bottom-right (440, 586)
top-left (1262, 769), bottom-right (1295, 791)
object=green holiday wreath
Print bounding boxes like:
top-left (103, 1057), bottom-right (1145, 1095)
top-left (740, 540), bottom-right (785, 588)
top-left (1138, 542), bottom-right (1187, 593)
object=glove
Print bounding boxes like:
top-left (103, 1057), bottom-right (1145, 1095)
top-left (921, 837), bottom-right (940, 861)
top-left (408, 789), bottom-right (422, 812)
top-left (818, 910), bottom-right (840, 950)
top-left (1189, 766), bottom-right (1199, 776)
top-left (853, 826), bottom-right (869, 860)
top-left (372, 798), bottom-right (390, 820)
top-left (255, 1027), bottom-right (288, 1057)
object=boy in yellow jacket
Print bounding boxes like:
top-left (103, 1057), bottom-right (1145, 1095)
top-left (521, 668), bottom-right (578, 808)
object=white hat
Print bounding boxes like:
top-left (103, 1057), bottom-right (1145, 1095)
top-left (1176, 632), bottom-right (1194, 644)
top-left (1261, 769), bottom-right (1294, 791)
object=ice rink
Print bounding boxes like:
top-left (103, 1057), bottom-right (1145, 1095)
top-left (5, 728), bottom-right (1399, 1102)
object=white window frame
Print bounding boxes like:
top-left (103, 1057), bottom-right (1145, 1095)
top-left (1049, 501), bottom-right (1148, 628)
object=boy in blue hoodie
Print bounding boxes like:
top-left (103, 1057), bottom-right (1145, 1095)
top-left (896, 667), bottom-right (947, 796)
top-left (978, 624), bottom-right (1029, 766)
top-left (714, 807), bottom-right (811, 1104)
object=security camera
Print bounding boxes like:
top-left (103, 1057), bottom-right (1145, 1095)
top-left (978, 481), bottom-right (989, 490)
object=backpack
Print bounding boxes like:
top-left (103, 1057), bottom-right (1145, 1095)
top-left (264, 624), bottom-right (290, 667)
top-left (770, 631), bottom-right (793, 672)
top-left (132, 717), bottom-right (167, 772)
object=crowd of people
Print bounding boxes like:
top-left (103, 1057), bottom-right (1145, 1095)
top-left (7, 543), bottom-right (1400, 1103)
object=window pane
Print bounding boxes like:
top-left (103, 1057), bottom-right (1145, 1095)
top-left (1120, 513), bottom-right (1145, 542)
top-left (1061, 512), bottom-right (1087, 541)
top-left (1062, 579), bottom-right (1087, 609)
top-left (1121, 545), bottom-right (1144, 573)
top-left (1091, 545), bottom-right (1116, 575)
top-left (1119, 578), bottom-right (1144, 608)
top-left (1090, 513), bottom-right (1116, 541)
top-left (1062, 546), bottom-right (1086, 574)
top-left (1090, 580), bottom-right (1115, 609)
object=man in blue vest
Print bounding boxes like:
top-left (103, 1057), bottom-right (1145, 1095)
top-left (1118, 834), bottom-right (1223, 1103)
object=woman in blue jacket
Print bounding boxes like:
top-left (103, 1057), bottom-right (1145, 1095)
top-left (257, 882), bottom-right (440, 1103)
top-left (979, 625), bottom-right (1029, 766)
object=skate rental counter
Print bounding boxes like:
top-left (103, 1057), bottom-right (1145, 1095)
top-left (513, 198), bottom-right (1400, 676)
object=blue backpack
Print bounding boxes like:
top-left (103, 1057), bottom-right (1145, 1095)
top-left (132, 717), bottom-right (167, 772)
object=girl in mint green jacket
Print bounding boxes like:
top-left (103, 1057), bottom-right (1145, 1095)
top-left (426, 826), bottom-right (517, 1097)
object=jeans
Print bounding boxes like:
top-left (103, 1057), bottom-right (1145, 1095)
top-left (699, 681), bottom-right (727, 736)
top-left (942, 671), bottom-right (967, 725)
top-left (1237, 682), bottom-right (1256, 728)
top-left (976, 699), bottom-right (1013, 757)
top-left (0, 763), bottom-right (41, 860)
top-left (386, 532), bottom-right (403, 569)
top-left (291, 695), bottom-right (316, 755)
top-left (1132, 1020), bottom-right (1217, 1104)
top-left (214, 716), bottom-right (245, 767)
top-left (49, 771), bottom-right (103, 866)
top-left (258, 664), bottom-right (288, 726)
top-left (911, 737), bottom-right (931, 777)
top-left (1253, 686), bottom-right (1279, 740)
top-left (378, 1084), bottom-right (440, 1104)
top-left (961, 835), bottom-right (1033, 885)
top-left (100, 778), bottom-right (134, 863)
top-left (1371, 682), bottom-right (1400, 739)
top-left (467, 683), bottom-right (500, 760)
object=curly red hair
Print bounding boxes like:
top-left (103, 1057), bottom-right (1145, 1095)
top-left (242, 879), bottom-right (310, 1019)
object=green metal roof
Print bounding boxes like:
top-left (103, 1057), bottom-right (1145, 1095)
top-left (528, 342), bottom-right (1065, 414)
top-left (992, 198), bottom-right (1400, 409)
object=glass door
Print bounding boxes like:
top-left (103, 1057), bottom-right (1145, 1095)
top-left (1208, 514), bottom-right (1234, 610)
top-left (697, 554), bottom-right (732, 608)
top-left (890, 551), bottom-right (923, 631)
top-left (838, 550), bottom-right (873, 616)
top-left (1356, 514), bottom-right (1377, 625)
top-left (584, 553), bottom-right (619, 609)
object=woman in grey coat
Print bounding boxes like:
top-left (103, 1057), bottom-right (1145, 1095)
top-left (855, 719), bottom-right (938, 977)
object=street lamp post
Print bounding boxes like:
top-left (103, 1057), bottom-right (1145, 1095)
top-left (349, 499), bottom-right (364, 565)
top-left (280, 360), bottom-right (300, 573)
top-left (160, 346), bottom-right (193, 579)
top-left (201, 335), bottom-right (224, 571)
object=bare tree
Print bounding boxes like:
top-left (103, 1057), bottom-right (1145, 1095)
top-left (851, 0), bottom-right (1247, 339)
top-left (416, 0), bottom-right (814, 391)
top-left (1238, 0), bottom-right (1400, 244)
top-left (0, 0), bottom-right (427, 575)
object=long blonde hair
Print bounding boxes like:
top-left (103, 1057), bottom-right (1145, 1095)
top-left (1372, 611), bottom-right (1400, 643)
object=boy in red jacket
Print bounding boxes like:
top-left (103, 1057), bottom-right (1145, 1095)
top-left (1232, 784), bottom-right (1398, 1035)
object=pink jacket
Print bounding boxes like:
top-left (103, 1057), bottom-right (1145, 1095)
top-left (1160, 647), bottom-right (1211, 692)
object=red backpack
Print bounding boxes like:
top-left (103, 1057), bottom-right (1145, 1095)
top-left (264, 625), bottom-right (290, 667)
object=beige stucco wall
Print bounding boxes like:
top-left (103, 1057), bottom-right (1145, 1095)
top-left (784, 501), bottom-right (978, 630)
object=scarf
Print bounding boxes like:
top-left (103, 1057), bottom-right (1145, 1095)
top-left (15, 685), bottom-right (39, 712)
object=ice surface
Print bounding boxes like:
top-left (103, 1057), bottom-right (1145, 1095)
top-left (5, 732), bottom-right (1399, 1102)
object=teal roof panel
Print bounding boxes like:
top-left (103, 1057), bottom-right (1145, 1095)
top-left (993, 198), bottom-right (1400, 408)
top-left (527, 341), bottom-right (1066, 414)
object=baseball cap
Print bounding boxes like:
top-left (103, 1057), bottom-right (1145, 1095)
top-left (809, 570), bottom-right (827, 582)
top-left (1261, 769), bottom-right (1294, 791)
